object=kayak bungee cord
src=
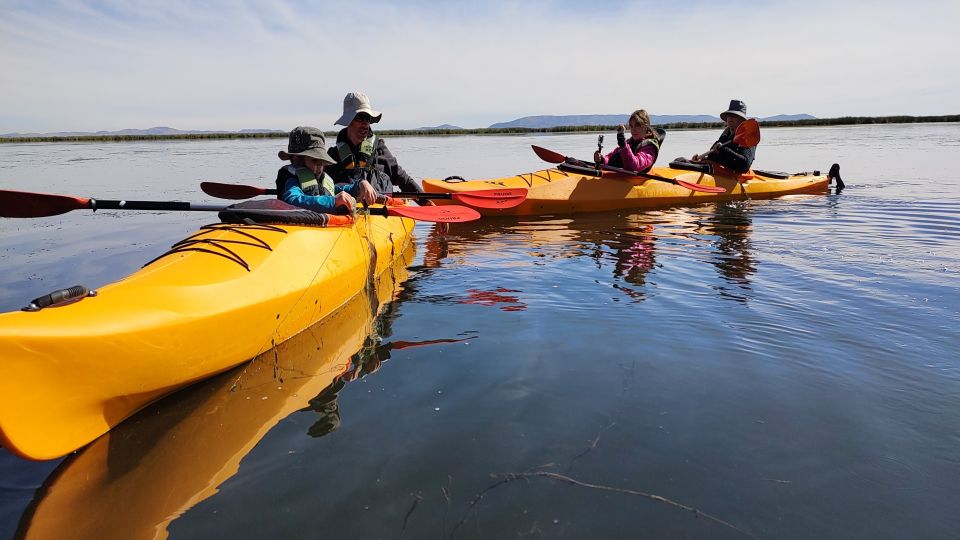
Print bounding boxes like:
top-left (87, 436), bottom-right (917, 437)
top-left (144, 223), bottom-right (287, 271)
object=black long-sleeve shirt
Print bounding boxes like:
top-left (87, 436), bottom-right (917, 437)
top-left (327, 129), bottom-right (423, 194)
top-left (708, 127), bottom-right (756, 173)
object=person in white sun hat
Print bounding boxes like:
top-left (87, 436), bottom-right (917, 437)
top-left (326, 91), bottom-right (430, 206)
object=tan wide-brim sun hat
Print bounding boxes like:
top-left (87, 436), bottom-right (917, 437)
top-left (334, 91), bottom-right (383, 126)
top-left (278, 126), bottom-right (335, 164)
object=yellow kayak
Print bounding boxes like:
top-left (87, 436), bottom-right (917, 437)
top-left (0, 209), bottom-right (414, 460)
top-left (423, 165), bottom-right (833, 216)
top-left (19, 252), bottom-right (411, 539)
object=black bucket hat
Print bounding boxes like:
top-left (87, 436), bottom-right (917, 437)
top-left (720, 99), bottom-right (748, 121)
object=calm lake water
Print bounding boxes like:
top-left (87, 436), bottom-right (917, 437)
top-left (1, 124), bottom-right (959, 539)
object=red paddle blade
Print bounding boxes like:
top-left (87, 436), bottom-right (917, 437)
top-left (0, 189), bottom-right (90, 218)
top-left (674, 179), bottom-right (726, 193)
top-left (460, 188), bottom-right (528, 199)
top-left (453, 188), bottom-right (527, 209)
top-left (200, 182), bottom-right (271, 200)
top-left (386, 204), bottom-right (480, 222)
top-left (531, 145), bottom-right (567, 164)
top-left (733, 119), bottom-right (761, 147)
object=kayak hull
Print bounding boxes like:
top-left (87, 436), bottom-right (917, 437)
top-left (19, 255), bottom-right (411, 539)
top-left (423, 166), bottom-right (830, 216)
top-left (0, 212), bottom-right (414, 460)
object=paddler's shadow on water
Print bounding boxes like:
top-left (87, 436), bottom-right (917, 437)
top-left (301, 333), bottom-right (387, 439)
top-left (302, 329), bottom-right (477, 439)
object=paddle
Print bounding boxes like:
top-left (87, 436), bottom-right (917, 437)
top-left (363, 203), bottom-right (480, 222)
top-left (729, 118), bottom-right (760, 147)
top-left (531, 145), bottom-right (725, 194)
top-left (0, 189), bottom-right (480, 222)
top-left (199, 182), bottom-right (526, 209)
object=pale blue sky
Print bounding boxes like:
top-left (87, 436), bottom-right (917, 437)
top-left (1, 0), bottom-right (958, 132)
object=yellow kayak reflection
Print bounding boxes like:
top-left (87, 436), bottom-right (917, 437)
top-left (424, 203), bottom-right (758, 293)
top-left (20, 244), bottom-right (414, 540)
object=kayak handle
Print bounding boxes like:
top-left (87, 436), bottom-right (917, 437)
top-left (22, 285), bottom-right (97, 312)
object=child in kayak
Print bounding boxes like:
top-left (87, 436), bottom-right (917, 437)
top-left (681, 99), bottom-right (757, 173)
top-left (593, 109), bottom-right (664, 173)
top-left (276, 126), bottom-right (357, 213)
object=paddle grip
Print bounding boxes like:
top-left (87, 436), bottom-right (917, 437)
top-left (364, 206), bottom-right (389, 217)
top-left (22, 285), bottom-right (96, 312)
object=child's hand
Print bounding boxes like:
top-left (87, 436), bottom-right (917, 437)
top-left (357, 180), bottom-right (377, 205)
top-left (334, 191), bottom-right (356, 212)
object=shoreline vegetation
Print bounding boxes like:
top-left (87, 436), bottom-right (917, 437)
top-left (2, 115), bottom-right (957, 144)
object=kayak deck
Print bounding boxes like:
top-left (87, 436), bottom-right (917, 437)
top-left (423, 166), bottom-right (831, 216)
top-left (0, 212), bottom-right (413, 460)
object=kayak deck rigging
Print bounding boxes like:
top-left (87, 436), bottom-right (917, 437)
top-left (144, 222), bottom-right (288, 271)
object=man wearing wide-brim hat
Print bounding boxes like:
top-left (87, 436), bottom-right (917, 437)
top-left (326, 91), bottom-right (429, 205)
top-left (681, 99), bottom-right (757, 174)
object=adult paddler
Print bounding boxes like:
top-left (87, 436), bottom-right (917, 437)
top-left (327, 91), bottom-right (431, 206)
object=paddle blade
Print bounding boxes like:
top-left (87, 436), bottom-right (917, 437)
top-left (453, 188), bottom-right (527, 209)
top-left (386, 204), bottom-right (480, 223)
top-left (531, 145), bottom-right (566, 164)
top-left (733, 118), bottom-right (761, 147)
top-left (0, 189), bottom-right (89, 218)
top-left (201, 182), bottom-right (272, 200)
top-left (460, 188), bottom-right (528, 199)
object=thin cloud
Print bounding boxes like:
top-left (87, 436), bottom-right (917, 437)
top-left (1, 0), bottom-right (957, 132)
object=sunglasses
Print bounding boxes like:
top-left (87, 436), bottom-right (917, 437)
top-left (354, 113), bottom-right (374, 123)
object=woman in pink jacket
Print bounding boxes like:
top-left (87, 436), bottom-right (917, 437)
top-left (594, 109), bottom-right (664, 173)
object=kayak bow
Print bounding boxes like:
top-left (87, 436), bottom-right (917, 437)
top-left (0, 210), bottom-right (414, 460)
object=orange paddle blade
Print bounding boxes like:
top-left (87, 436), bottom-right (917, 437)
top-left (452, 188), bottom-right (527, 209)
top-left (733, 118), bottom-right (761, 147)
top-left (375, 204), bottom-right (480, 223)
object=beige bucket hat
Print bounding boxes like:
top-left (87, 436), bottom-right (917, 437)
top-left (277, 126), bottom-right (335, 163)
top-left (334, 91), bottom-right (383, 126)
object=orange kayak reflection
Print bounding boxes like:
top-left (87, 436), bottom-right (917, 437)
top-left (19, 245), bottom-right (414, 540)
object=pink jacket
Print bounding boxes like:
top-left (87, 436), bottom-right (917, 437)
top-left (600, 139), bottom-right (657, 172)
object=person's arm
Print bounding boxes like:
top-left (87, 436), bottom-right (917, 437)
top-left (281, 177), bottom-right (337, 211)
top-left (693, 129), bottom-right (730, 161)
top-left (709, 144), bottom-right (754, 173)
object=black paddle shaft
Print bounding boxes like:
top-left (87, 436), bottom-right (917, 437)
top-left (89, 199), bottom-right (227, 212)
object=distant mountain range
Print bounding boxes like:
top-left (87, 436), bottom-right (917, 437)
top-left (0, 126), bottom-right (285, 138)
top-left (2, 115), bottom-right (817, 138)
top-left (488, 114), bottom-right (816, 129)
top-left (414, 124), bottom-right (463, 130)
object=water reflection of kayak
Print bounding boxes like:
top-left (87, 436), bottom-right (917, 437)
top-left (0, 211), bottom-right (414, 461)
top-left (17, 248), bottom-right (412, 540)
top-left (423, 165), bottom-right (831, 216)
top-left (423, 204), bottom-right (760, 296)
